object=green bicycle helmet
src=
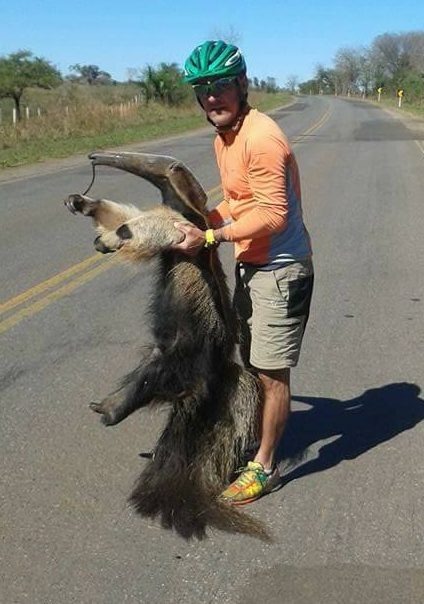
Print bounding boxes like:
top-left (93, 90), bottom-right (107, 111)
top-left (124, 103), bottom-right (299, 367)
top-left (184, 40), bottom-right (247, 83)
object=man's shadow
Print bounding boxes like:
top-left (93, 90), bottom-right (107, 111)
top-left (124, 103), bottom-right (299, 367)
top-left (276, 382), bottom-right (424, 483)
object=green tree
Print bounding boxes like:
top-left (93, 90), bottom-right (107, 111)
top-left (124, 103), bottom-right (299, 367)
top-left (69, 64), bottom-right (112, 85)
top-left (399, 71), bottom-right (424, 103)
top-left (298, 30), bottom-right (424, 103)
top-left (370, 33), bottom-right (411, 84)
top-left (334, 48), bottom-right (361, 95)
top-left (265, 76), bottom-right (278, 93)
top-left (138, 63), bottom-right (190, 105)
top-left (314, 65), bottom-right (338, 94)
top-left (0, 50), bottom-right (62, 120)
top-left (298, 79), bottom-right (320, 95)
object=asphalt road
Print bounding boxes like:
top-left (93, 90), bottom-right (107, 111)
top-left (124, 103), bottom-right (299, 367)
top-left (1, 96), bottom-right (424, 604)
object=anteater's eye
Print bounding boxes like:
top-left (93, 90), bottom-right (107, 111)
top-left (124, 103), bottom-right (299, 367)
top-left (116, 224), bottom-right (133, 240)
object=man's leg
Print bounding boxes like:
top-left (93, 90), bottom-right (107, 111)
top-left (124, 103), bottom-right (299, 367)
top-left (254, 368), bottom-right (290, 471)
top-left (219, 367), bottom-right (289, 506)
top-left (221, 261), bottom-right (312, 505)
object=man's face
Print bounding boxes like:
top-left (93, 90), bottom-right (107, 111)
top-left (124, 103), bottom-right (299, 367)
top-left (194, 76), bottom-right (246, 128)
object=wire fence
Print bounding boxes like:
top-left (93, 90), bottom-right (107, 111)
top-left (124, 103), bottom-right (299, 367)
top-left (0, 95), bottom-right (143, 126)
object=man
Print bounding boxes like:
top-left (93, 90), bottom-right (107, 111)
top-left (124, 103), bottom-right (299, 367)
top-left (174, 40), bottom-right (313, 505)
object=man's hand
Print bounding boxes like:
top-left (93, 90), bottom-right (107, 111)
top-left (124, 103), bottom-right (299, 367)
top-left (172, 222), bottom-right (206, 256)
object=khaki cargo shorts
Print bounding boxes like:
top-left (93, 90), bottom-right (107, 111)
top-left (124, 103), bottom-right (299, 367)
top-left (234, 258), bottom-right (314, 370)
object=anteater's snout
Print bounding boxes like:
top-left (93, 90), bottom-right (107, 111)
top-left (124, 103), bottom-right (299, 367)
top-left (94, 236), bottom-right (115, 254)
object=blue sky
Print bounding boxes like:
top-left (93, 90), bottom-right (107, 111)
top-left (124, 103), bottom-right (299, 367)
top-left (0, 0), bottom-right (422, 86)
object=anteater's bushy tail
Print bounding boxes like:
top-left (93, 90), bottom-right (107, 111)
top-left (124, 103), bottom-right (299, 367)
top-left (129, 464), bottom-right (271, 541)
top-left (128, 363), bottom-right (270, 540)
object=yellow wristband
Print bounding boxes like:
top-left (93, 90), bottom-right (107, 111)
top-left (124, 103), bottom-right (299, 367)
top-left (204, 229), bottom-right (216, 247)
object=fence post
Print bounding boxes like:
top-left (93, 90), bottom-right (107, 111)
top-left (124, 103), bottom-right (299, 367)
top-left (25, 106), bottom-right (30, 120)
top-left (13, 108), bottom-right (17, 126)
top-left (37, 107), bottom-right (41, 118)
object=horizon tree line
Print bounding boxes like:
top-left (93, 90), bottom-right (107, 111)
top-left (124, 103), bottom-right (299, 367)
top-left (0, 50), bottom-right (280, 121)
top-left (297, 30), bottom-right (424, 102)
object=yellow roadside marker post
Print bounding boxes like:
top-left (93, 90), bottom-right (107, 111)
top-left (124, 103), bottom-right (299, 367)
top-left (377, 87), bottom-right (383, 102)
top-left (398, 89), bottom-right (404, 108)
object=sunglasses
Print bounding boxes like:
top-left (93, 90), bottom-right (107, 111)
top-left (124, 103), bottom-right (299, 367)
top-left (192, 76), bottom-right (238, 98)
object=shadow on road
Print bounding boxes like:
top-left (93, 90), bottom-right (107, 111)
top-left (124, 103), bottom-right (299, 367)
top-left (277, 382), bottom-right (424, 482)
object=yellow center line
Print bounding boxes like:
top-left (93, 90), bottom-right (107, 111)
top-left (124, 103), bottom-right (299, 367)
top-left (414, 140), bottom-right (424, 156)
top-left (0, 257), bottom-right (118, 335)
top-left (0, 254), bottom-right (102, 316)
top-left (291, 106), bottom-right (332, 144)
top-left (1, 105), bottom-right (332, 335)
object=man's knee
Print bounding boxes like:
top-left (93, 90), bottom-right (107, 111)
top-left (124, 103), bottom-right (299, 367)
top-left (256, 367), bottom-right (290, 385)
top-left (256, 368), bottom-right (290, 391)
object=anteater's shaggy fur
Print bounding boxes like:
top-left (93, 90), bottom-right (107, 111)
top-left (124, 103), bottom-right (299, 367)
top-left (65, 152), bottom-right (268, 540)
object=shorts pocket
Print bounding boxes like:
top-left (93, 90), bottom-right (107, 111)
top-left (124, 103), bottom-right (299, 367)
top-left (272, 270), bottom-right (290, 304)
top-left (287, 274), bottom-right (314, 318)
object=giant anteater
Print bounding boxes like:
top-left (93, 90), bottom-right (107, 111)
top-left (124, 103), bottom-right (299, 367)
top-left (64, 151), bottom-right (270, 541)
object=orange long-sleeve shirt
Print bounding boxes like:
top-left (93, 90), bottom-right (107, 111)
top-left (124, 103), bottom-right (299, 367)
top-left (208, 108), bottom-right (311, 266)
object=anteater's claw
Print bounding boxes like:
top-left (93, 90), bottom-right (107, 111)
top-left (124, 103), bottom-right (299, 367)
top-left (64, 194), bottom-right (85, 214)
top-left (89, 401), bottom-right (117, 426)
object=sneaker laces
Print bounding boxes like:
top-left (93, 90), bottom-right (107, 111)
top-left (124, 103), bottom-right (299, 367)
top-left (234, 462), bottom-right (268, 486)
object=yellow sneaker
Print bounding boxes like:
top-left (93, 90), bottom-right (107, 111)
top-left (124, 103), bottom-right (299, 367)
top-left (220, 461), bottom-right (280, 506)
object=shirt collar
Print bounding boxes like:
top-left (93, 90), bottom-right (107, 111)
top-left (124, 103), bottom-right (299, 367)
top-left (216, 105), bottom-right (251, 140)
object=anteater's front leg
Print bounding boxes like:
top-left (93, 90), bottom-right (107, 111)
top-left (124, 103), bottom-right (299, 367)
top-left (89, 347), bottom-right (165, 425)
top-left (65, 194), bottom-right (141, 228)
top-left (65, 194), bottom-right (144, 253)
top-left (89, 336), bottom-right (207, 426)
top-left (65, 194), bottom-right (186, 258)
top-left (89, 382), bottom-right (141, 426)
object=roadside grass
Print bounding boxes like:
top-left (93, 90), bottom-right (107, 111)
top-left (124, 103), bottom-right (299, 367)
top-left (0, 108), bottom-right (206, 168)
top-left (0, 88), bottom-right (292, 169)
top-left (370, 97), bottom-right (424, 119)
top-left (337, 93), bottom-right (424, 121)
